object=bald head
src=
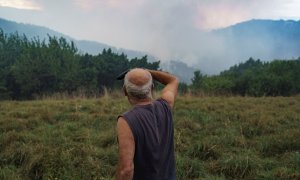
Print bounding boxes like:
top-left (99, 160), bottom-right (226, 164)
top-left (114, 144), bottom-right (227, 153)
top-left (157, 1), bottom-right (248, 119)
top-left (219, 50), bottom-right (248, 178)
top-left (124, 68), bottom-right (153, 100)
top-left (126, 68), bottom-right (152, 86)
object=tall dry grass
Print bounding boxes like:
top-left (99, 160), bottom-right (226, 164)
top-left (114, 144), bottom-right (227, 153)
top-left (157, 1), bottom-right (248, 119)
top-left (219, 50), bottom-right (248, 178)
top-left (0, 95), bottom-right (299, 179)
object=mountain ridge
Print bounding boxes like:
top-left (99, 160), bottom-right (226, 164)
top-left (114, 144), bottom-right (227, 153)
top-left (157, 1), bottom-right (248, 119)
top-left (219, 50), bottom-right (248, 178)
top-left (192, 18), bottom-right (300, 74)
top-left (0, 18), bottom-right (157, 60)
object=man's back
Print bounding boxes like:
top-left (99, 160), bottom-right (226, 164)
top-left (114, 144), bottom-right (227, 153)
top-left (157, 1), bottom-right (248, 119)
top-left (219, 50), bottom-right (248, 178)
top-left (116, 69), bottom-right (179, 180)
top-left (120, 98), bottom-right (175, 180)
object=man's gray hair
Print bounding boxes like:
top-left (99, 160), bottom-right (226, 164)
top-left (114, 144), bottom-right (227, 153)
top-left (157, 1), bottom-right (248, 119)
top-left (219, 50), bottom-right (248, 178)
top-left (124, 72), bottom-right (153, 99)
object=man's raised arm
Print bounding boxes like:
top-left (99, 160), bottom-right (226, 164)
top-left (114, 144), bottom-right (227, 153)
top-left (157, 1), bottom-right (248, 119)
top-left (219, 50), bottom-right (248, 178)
top-left (148, 70), bottom-right (179, 108)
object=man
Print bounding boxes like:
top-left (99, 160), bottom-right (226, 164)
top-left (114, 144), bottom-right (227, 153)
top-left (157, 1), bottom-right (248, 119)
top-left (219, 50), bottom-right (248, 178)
top-left (116, 68), bottom-right (179, 180)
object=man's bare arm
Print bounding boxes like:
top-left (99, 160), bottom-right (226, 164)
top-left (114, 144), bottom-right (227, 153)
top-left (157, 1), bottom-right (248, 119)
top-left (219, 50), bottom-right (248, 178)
top-left (148, 70), bottom-right (179, 108)
top-left (116, 117), bottom-right (135, 180)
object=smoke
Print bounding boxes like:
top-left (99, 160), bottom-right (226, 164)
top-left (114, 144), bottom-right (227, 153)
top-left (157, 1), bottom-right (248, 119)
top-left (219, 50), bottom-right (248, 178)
top-left (125, 0), bottom-right (300, 74)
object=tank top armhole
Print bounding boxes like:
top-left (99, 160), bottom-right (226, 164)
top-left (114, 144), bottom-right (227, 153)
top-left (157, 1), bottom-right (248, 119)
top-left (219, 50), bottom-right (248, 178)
top-left (156, 98), bottom-right (172, 110)
top-left (117, 115), bottom-right (137, 143)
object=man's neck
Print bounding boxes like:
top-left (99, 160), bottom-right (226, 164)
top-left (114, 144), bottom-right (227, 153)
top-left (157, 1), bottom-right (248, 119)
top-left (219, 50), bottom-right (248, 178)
top-left (130, 98), bottom-right (153, 106)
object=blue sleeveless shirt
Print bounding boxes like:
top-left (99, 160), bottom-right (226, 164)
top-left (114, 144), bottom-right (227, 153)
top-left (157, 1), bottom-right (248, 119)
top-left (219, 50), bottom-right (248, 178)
top-left (120, 98), bottom-right (176, 180)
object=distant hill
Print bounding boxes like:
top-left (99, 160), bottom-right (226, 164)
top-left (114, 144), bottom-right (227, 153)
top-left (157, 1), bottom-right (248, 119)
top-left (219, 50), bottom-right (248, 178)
top-left (213, 19), bottom-right (300, 62)
top-left (0, 18), bottom-right (156, 61)
top-left (191, 19), bottom-right (300, 75)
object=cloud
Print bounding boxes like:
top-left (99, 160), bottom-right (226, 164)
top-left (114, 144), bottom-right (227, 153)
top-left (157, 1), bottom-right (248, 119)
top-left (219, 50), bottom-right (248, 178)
top-left (73, 0), bottom-right (145, 13)
top-left (189, 0), bottom-right (300, 29)
top-left (73, 0), bottom-right (100, 10)
top-left (194, 2), bottom-right (249, 30)
top-left (261, 0), bottom-right (300, 19)
top-left (0, 0), bottom-right (42, 10)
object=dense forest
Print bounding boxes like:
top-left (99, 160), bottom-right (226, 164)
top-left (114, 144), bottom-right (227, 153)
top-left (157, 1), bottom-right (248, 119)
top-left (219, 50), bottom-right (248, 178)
top-left (191, 58), bottom-right (300, 96)
top-left (0, 29), bottom-right (299, 100)
top-left (0, 29), bottom-right (159, 100)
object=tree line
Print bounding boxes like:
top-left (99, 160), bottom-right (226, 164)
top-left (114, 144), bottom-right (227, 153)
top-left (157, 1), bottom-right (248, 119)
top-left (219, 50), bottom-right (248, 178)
top-left (190, 57), bottom-right (300, 96)
top-left (1, 29), bottom-right (299, 100)
top-left (0, 29), bottom-right (159, 100)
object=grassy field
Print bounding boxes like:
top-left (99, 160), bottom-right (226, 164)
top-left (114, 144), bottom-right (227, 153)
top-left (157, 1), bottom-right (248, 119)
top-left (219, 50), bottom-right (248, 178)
top-left (0, 96), bottom-right (299, 179)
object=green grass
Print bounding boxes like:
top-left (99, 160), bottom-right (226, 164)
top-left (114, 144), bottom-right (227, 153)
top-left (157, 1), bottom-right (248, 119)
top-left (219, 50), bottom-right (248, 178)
top-left (0, 96), bottom-right (299, 179)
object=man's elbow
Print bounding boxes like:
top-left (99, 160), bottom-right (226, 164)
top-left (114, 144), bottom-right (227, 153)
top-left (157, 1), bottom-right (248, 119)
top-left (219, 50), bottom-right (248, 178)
top-left (173, 76), bottom-right (179, 86)
top-left (119, 163), bottom-right (134, 179)
top-left (175, 76), bottom-right (179, 83)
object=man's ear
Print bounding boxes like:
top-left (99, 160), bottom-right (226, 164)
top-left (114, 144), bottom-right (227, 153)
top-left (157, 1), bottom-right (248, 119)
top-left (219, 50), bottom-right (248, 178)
top-left (123, 86), bottom-right (128, 96)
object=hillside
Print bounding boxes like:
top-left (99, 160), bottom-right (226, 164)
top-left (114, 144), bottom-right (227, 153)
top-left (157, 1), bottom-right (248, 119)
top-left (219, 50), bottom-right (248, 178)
top-left (212, 19), bottom-right (300, 61)
top-left (188, 19), bottom-right (300, 75)
top-left (0, 18), bottom-right (155, 61)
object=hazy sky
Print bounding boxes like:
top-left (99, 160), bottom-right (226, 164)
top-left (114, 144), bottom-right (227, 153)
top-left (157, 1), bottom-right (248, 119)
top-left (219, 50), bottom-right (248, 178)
top-left (0, 0), bottom-right (300, 72)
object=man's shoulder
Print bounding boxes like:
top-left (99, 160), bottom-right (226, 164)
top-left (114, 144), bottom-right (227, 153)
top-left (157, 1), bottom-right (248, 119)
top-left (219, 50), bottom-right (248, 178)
top-left (120, 98), bottom-right (171, 120)
top-left (120, 109), bottom-right (135, 119)
top-left (154, 98), bottom-right (172, 110)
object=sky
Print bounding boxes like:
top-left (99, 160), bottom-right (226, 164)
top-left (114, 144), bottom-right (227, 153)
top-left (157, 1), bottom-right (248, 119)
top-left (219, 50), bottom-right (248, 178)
top-left (0, 0), bottom-right (300, 72)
